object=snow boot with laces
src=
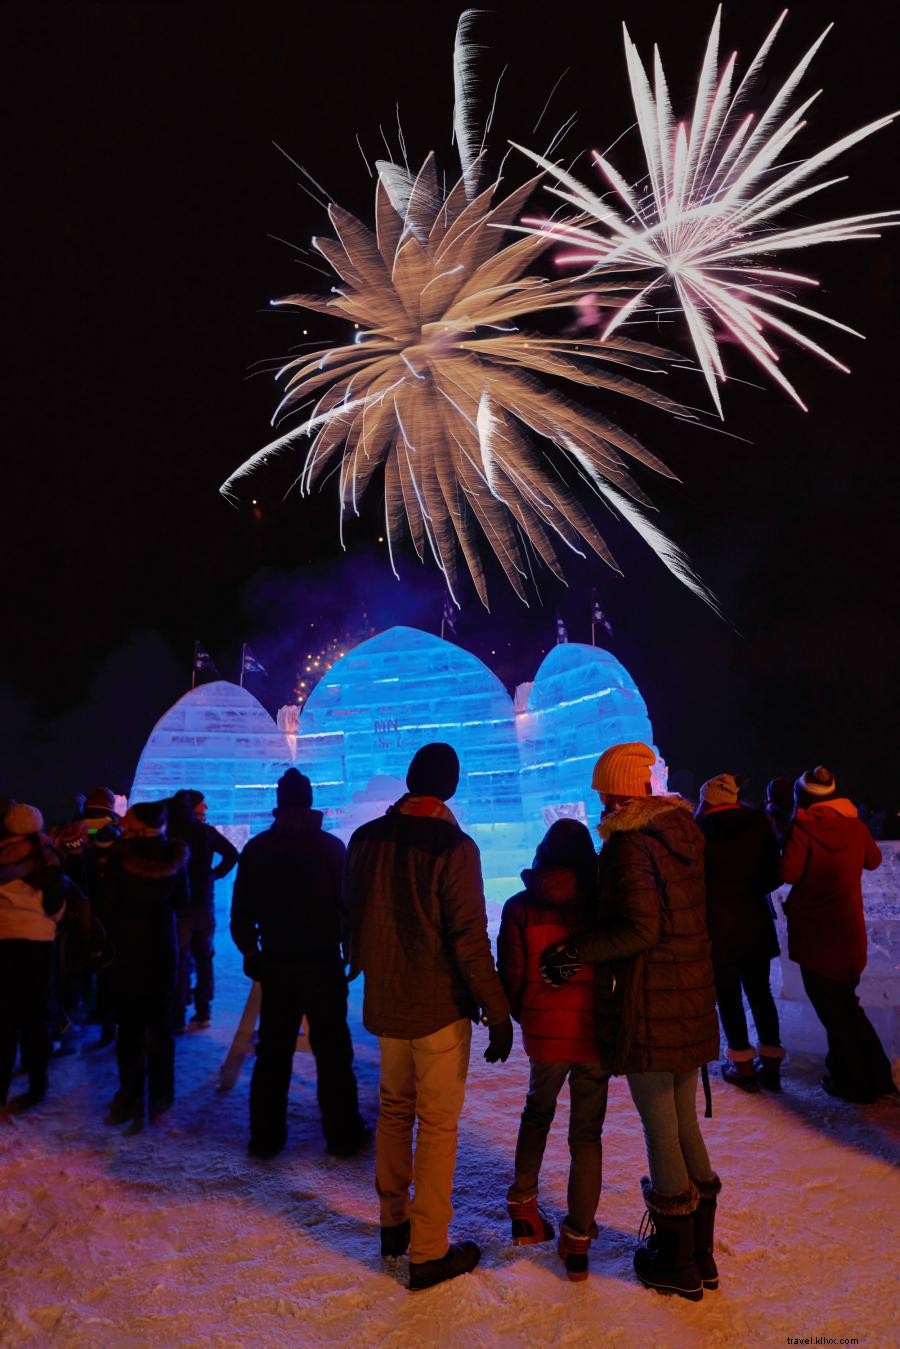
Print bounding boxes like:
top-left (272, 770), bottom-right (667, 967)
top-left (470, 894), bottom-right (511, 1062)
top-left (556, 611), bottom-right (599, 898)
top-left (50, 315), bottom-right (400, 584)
top-left (691, 1174), bottom-right (722, 1290)
top-left (557, 1220), bottom-right (598, 1282)
top-left (508, 1195), bottom-right (554, 1246)
top-left (633, 1178), bottom-right (703, 1302)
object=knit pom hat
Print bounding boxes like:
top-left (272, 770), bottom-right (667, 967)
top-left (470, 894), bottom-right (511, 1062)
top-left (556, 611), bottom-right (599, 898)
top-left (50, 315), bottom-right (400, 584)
top-left (407, 742), bottom-right (460, 801)
top-left (4, 803), bottom-right (44, 836)
top-left (276, 768), bottom-right (313, 810)
top-left (591, 742), bottom-right (655, 797)
top-left (795, 765), bottom-right (837, 805)
top-left (700, 773), bottom-right (744, 807)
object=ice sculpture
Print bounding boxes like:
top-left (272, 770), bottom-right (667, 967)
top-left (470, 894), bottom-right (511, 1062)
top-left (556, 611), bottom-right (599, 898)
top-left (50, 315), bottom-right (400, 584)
top-left (518, 643), bottom-right (656, 861)
top-left (130, 681), bottom-right (293, 848)
top-left (131, 627), bottom-right (657, 908)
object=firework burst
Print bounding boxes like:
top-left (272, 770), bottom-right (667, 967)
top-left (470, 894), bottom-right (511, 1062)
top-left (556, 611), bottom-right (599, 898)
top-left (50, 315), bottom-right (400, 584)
top-left (223, 18), bottom-right (719, 609)
top-left (515, 7), bottom-right (899, 415)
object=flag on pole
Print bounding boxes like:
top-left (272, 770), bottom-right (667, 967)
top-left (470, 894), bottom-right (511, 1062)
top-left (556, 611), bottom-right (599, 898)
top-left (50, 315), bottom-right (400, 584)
top-left (591, 589), bottom-right (613, 641)
top-left (241, 644), bottom-right (268, 677)
top-left (192, 641), bottom-right (219, 688)
top-left (441, 591), bottom-right (458, 639)
top-left (555, 612), bottom-right (569, 644)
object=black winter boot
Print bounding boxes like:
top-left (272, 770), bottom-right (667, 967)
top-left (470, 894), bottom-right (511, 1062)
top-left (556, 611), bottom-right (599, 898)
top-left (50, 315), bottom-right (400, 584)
top-left (508, 1195), bottom-right (554, 1246)
top-left (633, 1178), bottom-right (703, 1302)
top-left (408, 1241), bottom-right (481, 1291)
top-left (692, 1174), bottom-right (722, 1290)
top-left (756, 1046), bottom-right (785, 1092)
top-left (380, 1219), bottom-right (411, 1258)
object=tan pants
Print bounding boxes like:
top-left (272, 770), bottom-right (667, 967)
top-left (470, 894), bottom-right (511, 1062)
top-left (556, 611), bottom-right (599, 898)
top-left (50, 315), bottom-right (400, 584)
top-left (376, 1018), bottom-right (472, 1263)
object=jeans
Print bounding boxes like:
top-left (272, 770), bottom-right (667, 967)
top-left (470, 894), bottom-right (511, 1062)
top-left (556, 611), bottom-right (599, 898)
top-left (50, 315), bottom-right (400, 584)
top-left (507, 1059), bottom-right (610, 1235)
top-left (627, 1069), bottom-right (714, 1196)
top-left (0, 940), bottom-right (53, 1103)
top-left (176, 905), bottom-right (215, 1022)
top-left (116, 987), bottom-right (175, 1115)
top-left (250, 961), bottom-right (362, 1151)
top-left (714, 957), bottom-right (781, 1052)
top-left (801, 968), bottom-right (894, 1099)
top-left (376, 1018), bottom-right (472, 1263)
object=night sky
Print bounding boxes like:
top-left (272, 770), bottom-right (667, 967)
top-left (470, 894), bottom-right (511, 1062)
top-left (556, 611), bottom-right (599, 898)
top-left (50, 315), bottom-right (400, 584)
top-left (4, 0), bottom-right (898, 820)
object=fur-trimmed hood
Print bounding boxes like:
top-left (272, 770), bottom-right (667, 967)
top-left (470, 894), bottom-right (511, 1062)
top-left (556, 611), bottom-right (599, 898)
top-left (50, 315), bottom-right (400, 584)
top-left (599, 794), bottom-right (698, 862)
top-left (115, 836), bottom-right (189, 880)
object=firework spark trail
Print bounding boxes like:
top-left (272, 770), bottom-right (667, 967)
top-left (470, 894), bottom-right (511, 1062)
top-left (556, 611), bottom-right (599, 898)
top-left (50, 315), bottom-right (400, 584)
top-left (514, 6), bottom-right (899, 416)
top-left (223, 13), bottom-right (717, 610)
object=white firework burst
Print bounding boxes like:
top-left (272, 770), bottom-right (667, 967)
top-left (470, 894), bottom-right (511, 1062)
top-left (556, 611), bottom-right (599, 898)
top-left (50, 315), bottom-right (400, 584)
top-left (223, 16), bottom-right (714, 609)
top-left (515, 6), bottom-right (899, 415)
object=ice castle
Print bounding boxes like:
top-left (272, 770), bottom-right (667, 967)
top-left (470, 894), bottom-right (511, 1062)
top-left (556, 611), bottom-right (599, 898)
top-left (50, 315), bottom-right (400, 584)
top-left (131, 625), bottom-right (656, 903)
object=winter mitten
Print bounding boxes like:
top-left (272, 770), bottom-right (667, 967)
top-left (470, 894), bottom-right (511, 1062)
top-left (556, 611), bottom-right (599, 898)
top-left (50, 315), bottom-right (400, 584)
top-left (539, 942), bottom-right (583, 986)
top-left (484, 1016), bottom-right (514, 1063)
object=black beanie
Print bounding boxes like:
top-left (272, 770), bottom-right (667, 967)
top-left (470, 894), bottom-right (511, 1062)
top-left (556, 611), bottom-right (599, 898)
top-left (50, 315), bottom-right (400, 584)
top-left (406, 742), bottom-right (460, 801)
top-left (277, 768), bottom-right (313, 810)
top-left (130, 800), bottom-right (168, 831)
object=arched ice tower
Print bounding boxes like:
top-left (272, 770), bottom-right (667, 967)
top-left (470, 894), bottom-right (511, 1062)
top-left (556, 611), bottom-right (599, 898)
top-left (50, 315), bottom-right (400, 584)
top-left (131, 626), bottom-right (656, 906)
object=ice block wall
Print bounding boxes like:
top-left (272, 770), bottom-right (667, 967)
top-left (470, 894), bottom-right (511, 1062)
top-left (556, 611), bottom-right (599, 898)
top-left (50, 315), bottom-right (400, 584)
top-left (130, 629), bottom-right (656, 908)
top-left (517, 643), bottom-right (656, 860)
top-left (130, 681), bottom-right (293, 846)
top-left (296, 626), bottom-right (523, 902)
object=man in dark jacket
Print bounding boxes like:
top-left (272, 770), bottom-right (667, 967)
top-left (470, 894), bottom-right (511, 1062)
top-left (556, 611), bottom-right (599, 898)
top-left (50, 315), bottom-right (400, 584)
top-left (345, 742), bottom-right (513, 1293)
top-left (696, 773), bottom-right (783, 1092)
top-left (781, 765), bottom-right (894, 1103)
top-left (541, 742), bottom-right (720, 1303)
top-left (102, 801), bottom-right (189, 1130)
top-left (168, 790), bottom-right (238, 1030)
top-left (230, 769), bottom-right (366, 1160)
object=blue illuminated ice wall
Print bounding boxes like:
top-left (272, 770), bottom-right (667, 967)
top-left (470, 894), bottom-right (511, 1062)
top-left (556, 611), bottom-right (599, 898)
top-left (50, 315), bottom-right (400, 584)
top-left (130, 681), bottom-right (294, 849)
top-left (131, 626), bottom-right (656, 908)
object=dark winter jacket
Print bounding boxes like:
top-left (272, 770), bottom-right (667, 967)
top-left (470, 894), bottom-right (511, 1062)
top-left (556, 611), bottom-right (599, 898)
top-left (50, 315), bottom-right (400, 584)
top-left (169, 818), bottom-right (238, 910)
top-left (780, 799), bottom-right (881, 981)
top-left (230, 807), bottom-right (346, 968)
top-left (578, 796), bottom-right (719, 1075)
top-left (101, 835), bottom-right (189, 994)
top-left (697, 804), bottom-right (781, 965)
top-left (346, 804), bottom-right (509, 1039)
top-left (499, 866), bottom-right (601, 1062)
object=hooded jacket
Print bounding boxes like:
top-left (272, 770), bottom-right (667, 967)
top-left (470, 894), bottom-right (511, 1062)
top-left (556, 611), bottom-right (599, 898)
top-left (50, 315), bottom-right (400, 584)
top-left (101, 835), bottom-right (189, 991)
top-left (498, 866), bottom-right (601, 1062)
top-left (230, 807), bottom-right (346, 966)
top-left (578, 796), bottom-right (718, 1075)
top-left (697, 804), bottom-right (781, 964)
top-left (345, 799), bottom-right (509, 1039)
top-left (780, 799), bottom-right (881, 980)
top-left (0, 831), bottom-right (67, 941)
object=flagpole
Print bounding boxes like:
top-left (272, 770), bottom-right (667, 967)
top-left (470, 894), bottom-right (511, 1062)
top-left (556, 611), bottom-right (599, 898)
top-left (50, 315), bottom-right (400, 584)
top-left (192, 640), bottom-right (198, 690)
top-left (239, 643), bottom-right (245, 688)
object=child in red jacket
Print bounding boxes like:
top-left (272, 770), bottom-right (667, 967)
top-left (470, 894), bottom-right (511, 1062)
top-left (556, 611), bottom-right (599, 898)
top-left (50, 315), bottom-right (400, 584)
top-left (497, 819), bottom-right (608, 1281)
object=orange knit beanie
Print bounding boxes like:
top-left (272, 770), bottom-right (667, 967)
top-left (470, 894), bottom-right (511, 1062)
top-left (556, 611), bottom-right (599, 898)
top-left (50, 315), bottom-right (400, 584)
top-left (591, 742), bottom-right (656, 796)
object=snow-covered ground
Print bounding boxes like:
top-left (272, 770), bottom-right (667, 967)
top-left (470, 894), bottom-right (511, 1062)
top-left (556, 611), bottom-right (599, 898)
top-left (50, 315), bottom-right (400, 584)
top-left (1, 882), bottom-right (898, 1348)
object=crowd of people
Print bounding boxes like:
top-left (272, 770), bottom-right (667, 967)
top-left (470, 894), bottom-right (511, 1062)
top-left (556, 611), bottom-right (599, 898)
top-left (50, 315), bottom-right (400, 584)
top-left (0, 742), bottom-right (895, 1297)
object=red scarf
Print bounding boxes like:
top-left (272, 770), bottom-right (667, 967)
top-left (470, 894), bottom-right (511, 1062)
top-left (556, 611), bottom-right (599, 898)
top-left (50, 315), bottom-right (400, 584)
top-left (390, 794), bottom-right (458, 826)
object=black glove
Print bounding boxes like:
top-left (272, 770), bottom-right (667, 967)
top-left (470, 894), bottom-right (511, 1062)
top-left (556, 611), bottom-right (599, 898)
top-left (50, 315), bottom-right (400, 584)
top-left (243, 951), bottom-right (265, 982)
top-left (483, 1015), bottom-right (514, 1064)
top-left (539, 942), bottom-right (583, 987)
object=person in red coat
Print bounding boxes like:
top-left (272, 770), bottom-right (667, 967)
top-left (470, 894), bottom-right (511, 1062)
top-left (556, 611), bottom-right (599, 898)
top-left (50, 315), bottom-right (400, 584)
top-left (781, 766), bottom-right (895, 1103)
top-left (498, 819), bottom-right (608, 1281)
